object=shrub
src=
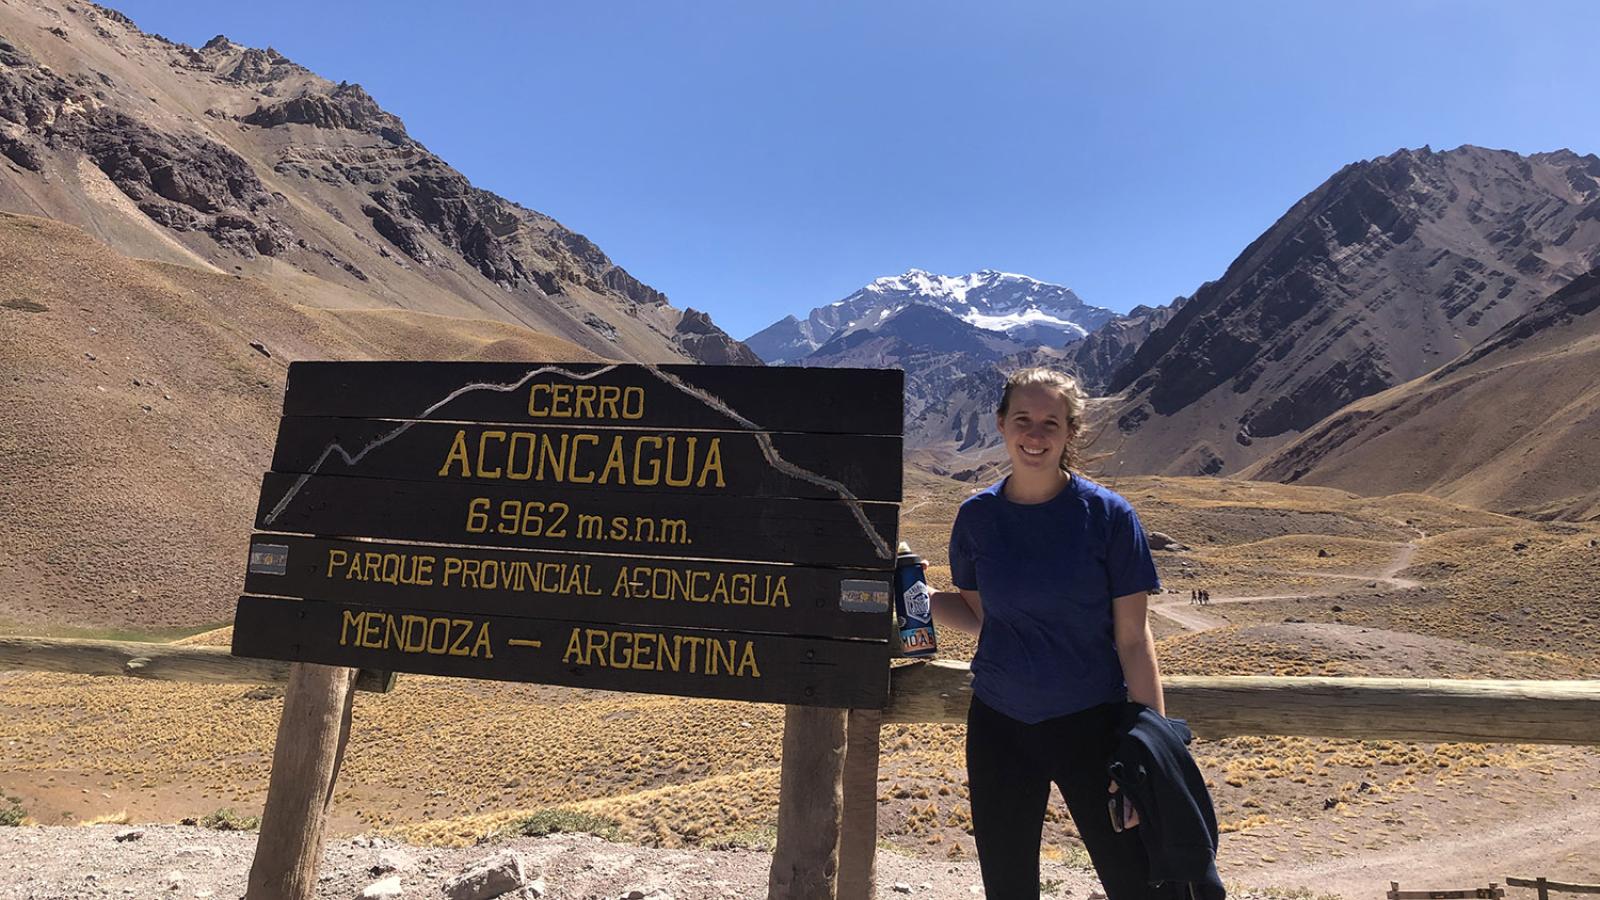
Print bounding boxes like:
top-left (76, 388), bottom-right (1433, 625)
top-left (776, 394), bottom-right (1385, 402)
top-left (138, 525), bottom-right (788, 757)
top-left (501, 808), bottom-right (619, 841)
top-left (0, 796), bottom-right (25, 827)
top-left (197, 808), bottom-right (261, 831)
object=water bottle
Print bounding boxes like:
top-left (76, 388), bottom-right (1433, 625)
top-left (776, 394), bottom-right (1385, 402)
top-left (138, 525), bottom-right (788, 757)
top-left (894, 541), bottom-right (937, 658)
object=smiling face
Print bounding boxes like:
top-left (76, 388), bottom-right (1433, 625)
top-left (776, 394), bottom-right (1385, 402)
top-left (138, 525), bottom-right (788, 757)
top-left (996, 382), bottom-right (1075, 476)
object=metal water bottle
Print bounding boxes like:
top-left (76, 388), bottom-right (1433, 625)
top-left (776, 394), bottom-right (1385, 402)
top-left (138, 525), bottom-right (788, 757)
top-left (893, 541), bottom-right (937, 658)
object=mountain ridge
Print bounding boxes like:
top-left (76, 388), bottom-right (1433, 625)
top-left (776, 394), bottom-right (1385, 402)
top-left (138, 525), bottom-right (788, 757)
top-left (0, 0), bottom-right (757, 366)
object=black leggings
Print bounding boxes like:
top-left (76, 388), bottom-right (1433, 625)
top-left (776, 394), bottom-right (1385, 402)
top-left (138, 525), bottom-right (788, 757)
top-left (966, 696), bottom-right (1184, 900)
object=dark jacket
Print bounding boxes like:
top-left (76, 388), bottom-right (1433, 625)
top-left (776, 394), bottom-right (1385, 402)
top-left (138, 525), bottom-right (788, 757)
top-left (1107, 703), bottom-right (1225, 900)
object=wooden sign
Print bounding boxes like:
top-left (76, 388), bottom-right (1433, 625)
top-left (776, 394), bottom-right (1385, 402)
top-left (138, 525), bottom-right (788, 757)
top-left (278, 361), bottom-right (902, 435)
top-left (233, 361), bottom-right (903, 708)
top-left (232, 595), bottom-right (889, 708)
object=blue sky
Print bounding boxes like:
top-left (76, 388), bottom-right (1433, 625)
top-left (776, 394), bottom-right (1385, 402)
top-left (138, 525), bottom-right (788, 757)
top-left (116, 1), bottom-right (1597, 339)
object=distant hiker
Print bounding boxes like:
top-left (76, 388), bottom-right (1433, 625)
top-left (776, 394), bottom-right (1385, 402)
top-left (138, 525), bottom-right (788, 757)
top-left (928, 366), bottom-right (1218, 900)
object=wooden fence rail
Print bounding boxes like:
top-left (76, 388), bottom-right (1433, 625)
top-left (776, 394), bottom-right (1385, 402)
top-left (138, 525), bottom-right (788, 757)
top-left (0, 637), bottom-right (394, 693)
top-left (7, 641), bottom-right (1600, 746)
top-left (888, 661), bottom-right (1600, 745)
top-left (1506, 877), bottom-right (1600, 899)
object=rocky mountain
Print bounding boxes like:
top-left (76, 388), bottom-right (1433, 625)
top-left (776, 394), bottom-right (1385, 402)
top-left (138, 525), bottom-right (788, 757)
top-left (1060, 298), bottom-right (1186, 394)
top-left (745, 268), bottom-right (1113, 364)
top-left (1091, 145), bottom-right (1600, 477)
top-left (0, 1), bottom-right (755, 365)
top-left (1241, 265), bottom-right (1600, 521)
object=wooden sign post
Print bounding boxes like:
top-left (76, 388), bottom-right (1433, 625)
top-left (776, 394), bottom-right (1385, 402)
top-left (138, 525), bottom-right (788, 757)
top-left (232, 361), bottom-right (904, 900)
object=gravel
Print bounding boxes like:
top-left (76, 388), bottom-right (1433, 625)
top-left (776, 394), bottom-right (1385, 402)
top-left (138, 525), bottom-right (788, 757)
top-left (0, 824), bottom-right (1110, 899)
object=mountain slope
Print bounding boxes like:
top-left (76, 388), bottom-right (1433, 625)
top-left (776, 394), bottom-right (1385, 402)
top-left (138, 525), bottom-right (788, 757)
top-left (0, 0), bottom-right (755, 365)
top-left (745, 268), bottom-right (1112, 363)
top-left (1092, 145), bottom-right (1600, 476)
top-left (1240, 266), bottom-right (1600, 521)
top-left (0, 212), bottom-right (605, 631)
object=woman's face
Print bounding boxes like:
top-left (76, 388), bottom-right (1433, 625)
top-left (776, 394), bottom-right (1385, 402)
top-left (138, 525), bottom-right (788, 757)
top-left (996, 384), bottom-right (1073, 475)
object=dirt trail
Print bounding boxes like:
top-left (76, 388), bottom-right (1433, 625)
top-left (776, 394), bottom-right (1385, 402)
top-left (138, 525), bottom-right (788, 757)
top-left (1151, 542), bottom-right (1419, 633)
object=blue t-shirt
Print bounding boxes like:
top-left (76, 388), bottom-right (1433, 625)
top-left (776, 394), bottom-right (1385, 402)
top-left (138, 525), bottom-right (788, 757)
top-left (948, 475), bottom-right (1161, 724)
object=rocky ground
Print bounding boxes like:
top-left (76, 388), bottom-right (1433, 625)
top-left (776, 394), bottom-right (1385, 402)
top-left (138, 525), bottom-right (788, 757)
top-left (0, 824), bottom-right (1110, 900)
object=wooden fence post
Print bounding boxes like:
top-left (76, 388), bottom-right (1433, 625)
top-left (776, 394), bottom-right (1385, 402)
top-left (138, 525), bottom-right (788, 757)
top-left (245, 662), bottom-right (361, 900)
top-left (768, 705), bottom-right (848, 900)
top-left (1538, 877), bottom-right (1551, 900)
top-left (838, 708), bottom-right (884, 900)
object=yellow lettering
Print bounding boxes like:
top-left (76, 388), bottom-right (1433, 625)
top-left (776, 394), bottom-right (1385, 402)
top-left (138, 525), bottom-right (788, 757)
top-left (475, 430), bottom-right (506, 479)
top-left (340, 609), bottom-right (361, 646)
top-left (737, 642), bottom-right (761, 677)
top-left (439, 430), bottom-right (471, 477)
top-left (327, 548), bottom-right (348, 578)
top-left (631, 632), bottom-right (657, 670)
top-left (568, 433), bottom-right (599, 483)
top-left (507, 432), bottom-right (536, 480)
top-left (562, 627), bottom-right (583, 664)
top-left (598, 436), bottom-right (627, 484)
top-left (632, 435), bottom-right (662, 485)
top-left (664, 436), bottom-right (695, 488)
top-left (362, 614), bottom-right (382, 647)
top-left (710, 638), bottom-right (734, 675)
top-left (597, 385), bottom-right (622, 419)
top-left (449, 619), bottom-right (474, 656)
top-left (403, 615), bottom-right (428, 652)
top-left (537, 433), bottom-right (568, 481)
top-left (574, 384), bottom-right (597, 418)
top-left (528, 383), bottom-right (551, 417)
top-left (550, 383), bottom-right (573, 417)
top-left (473, 622), bottom-right (493, 659)
top-left (427, 619), bottom-right (450, 654)
top-left (697, 437), bottom-right (725, 488)
top-left (622, 386), bottom-right (645, 419)
top-left (584, 628), bottom-right (607, 665)
top-left (442, 556), bottom-right (462, 586)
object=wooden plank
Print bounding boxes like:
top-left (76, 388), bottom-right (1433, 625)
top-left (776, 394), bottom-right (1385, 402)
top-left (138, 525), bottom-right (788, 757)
top-left (281, 361), bottom-right (904, 436)
top-left (838, 708), bottom-right (884, 900)
top-left (255, 472), bottom-right (899, 568)
top-left (269, 417), bottom-right (902, 502)
top-left (245, 663), bottom-right (358, 900)
top-left (1507, 878), bottom-right (1600, 895)
top-left (244, 535), bottom-right (893, 641)
top-left (885, 662), bottom-right (1600, 745)
top-left (0, 636), bottom-right (393, 692)
top-left (1388, 889), bottom-right (1502, 899)
top-left (232, 595), bottom-right (891, 709)
top-left (768, 705), bottom-right (846, 899)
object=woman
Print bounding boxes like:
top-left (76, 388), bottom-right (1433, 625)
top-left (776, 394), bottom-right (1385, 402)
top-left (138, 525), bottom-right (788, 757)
top-left (931, 366), bottom-right (1180, 900)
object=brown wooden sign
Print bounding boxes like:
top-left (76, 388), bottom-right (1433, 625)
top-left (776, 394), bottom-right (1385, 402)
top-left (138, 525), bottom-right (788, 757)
top-left (268, 417), bottom-right (902, 502)
top-left (254, 472), bottom-right (897, 568)
top-left (233, 361), bottom-right (902, 709)
top-left (243, 534), bottom-right (893, 640)
top-left (233, 595), bottom-right (889, 708)
top-left (279, 361), bottom-right (903, 435)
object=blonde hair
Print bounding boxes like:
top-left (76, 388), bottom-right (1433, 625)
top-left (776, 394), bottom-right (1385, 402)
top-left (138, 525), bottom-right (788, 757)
top-left (998, 366), bottom-right (1087, 474)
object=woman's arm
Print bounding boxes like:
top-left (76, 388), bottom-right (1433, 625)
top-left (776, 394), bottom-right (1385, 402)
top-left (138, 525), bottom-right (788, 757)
top-left (931, 588), bottom-right (983, 636)
top-left (1112, 591), bottom-right (1165, 715)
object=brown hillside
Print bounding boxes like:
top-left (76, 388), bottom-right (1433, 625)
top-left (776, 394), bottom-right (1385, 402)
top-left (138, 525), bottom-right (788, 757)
top-left (1093, 145), bottom-right (1600, 478)
top-left (0, 212), bottom-right (600, 632)
top-left (0, 0), bottom-right (755, 365)
top-left (1241, 267), bottom-right (1600, 520)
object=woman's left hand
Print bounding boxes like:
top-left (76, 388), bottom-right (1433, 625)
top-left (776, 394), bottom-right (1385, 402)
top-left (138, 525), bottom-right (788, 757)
top-left (1108, 779), bottom-right (1140, 829)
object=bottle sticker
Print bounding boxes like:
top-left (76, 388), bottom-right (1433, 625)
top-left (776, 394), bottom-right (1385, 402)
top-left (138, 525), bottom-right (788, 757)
top-left (903, 581), bottom-right (931, 621)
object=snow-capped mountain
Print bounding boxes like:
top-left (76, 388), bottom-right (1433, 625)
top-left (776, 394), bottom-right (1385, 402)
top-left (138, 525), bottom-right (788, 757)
top-left (745, 269), bottom-right (1115, 364)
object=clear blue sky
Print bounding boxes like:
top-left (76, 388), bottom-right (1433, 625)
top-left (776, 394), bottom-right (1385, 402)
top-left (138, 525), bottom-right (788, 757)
top-left (116, 1), bottom-right (1597, 339)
